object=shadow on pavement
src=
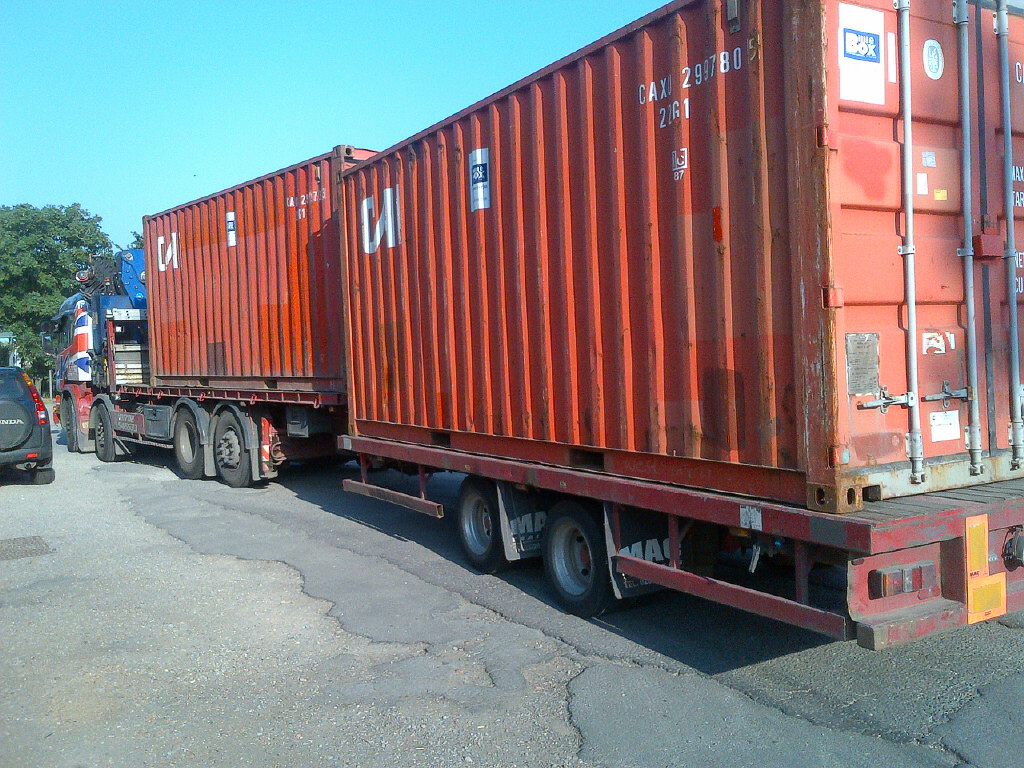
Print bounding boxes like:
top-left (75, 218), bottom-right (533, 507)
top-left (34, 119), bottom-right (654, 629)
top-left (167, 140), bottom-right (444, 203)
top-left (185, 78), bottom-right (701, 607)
top-left (277, 461), bottom-right (832, 675)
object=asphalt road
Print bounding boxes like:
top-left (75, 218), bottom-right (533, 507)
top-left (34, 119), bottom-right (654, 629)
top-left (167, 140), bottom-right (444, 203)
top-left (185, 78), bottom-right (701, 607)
top-left (1, 428), bottom-right (1023, 767)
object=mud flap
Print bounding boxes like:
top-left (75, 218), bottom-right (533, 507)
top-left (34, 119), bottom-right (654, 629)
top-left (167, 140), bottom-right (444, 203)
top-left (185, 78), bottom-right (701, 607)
top-left (495, 482), bottom-right (547, 561)
top-left (603, 504), bottom-right (666, 600)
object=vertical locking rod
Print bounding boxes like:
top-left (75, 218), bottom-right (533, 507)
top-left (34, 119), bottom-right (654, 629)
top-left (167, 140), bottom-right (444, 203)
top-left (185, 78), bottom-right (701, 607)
top-left (897, 0), bottom-right (925, 482)
top-left (956, 0), bottom-right (984, 474)
top-left (997, 0), bottom-right (1024, 467)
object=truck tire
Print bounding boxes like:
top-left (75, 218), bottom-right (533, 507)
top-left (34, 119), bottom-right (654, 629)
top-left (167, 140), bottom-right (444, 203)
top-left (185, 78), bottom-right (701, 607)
top-left (542, 500), bottom-right (612, 617)
top-left (456, 477), bottom-right (507, 573)
top-left (94, 403), bottom-right (117, 462)
top-left (61, 396), bottom-right (80, 453)
top-left (213, 411), bottom-right (252, 488)
top-left (174, 409), bottom-right (205, 480)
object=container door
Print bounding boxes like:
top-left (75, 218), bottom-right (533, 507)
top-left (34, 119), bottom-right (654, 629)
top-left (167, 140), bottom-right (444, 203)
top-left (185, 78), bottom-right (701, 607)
top-left (830, 0), bottom-right (1024, 499)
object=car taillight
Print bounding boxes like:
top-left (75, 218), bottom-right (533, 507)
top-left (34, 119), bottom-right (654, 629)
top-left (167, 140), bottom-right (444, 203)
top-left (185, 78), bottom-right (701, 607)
top-left (21, 373), bottom-right (49, 425)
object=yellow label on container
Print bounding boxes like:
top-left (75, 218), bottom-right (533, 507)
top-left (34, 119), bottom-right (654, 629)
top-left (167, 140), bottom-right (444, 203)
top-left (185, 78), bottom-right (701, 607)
top-left (934, 189), bottom-right (948, 201)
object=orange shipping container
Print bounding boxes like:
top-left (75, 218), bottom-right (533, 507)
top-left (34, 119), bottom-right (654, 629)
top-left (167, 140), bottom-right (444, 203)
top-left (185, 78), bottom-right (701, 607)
top-left (145, 148), bottom-right (372, 392)
top-left (339, 0), bottom-right (1024, 513)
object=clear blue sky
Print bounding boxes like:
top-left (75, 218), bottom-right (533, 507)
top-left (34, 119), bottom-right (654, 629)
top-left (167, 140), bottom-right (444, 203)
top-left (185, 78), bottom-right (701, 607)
top-left (1, 1), bottom-right (663, 249)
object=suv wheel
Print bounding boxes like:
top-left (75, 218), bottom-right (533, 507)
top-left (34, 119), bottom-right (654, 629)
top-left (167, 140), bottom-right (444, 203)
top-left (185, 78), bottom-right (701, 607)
top-left (31, 467), bottom-right (55, 484)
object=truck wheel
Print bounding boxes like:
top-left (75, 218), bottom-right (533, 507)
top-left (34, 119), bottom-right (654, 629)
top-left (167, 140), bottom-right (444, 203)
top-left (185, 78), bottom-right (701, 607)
top-left (542, 501), bottom-right (612, 617)
top-left (94, 404), bottom-right (116, 462)
top-left (456, 477), bottom-right (507, 573)
top-left (214, 411), bottom-right (252, 488)
top-left (61, 397), bottom-right (80, 453)
top-left (174, 410), bottom-right (205, 480)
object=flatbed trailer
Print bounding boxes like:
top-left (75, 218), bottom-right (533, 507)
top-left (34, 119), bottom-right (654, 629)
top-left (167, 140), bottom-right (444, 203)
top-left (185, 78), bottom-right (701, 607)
top-left (342, 434), bottom-right (1024, 649)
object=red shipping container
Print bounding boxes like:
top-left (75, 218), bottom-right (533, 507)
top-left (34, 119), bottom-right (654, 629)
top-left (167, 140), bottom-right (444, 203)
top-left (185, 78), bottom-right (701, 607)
top-left (145, 147), bottom-right (373, 392)
top-left (339, 0), bottom-right (1024, 512)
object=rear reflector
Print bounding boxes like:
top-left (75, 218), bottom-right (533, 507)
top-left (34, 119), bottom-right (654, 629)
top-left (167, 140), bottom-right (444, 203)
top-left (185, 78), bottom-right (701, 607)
top-left (966, 515), bottom-right (989, 579)
top-left (968, 573), bottom-right (1007, 624)
top-left (868, 561), bottom-right (938, 599)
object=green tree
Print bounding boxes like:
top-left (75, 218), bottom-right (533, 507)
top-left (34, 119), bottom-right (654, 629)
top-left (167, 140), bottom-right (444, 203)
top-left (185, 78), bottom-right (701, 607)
top-left (0, 203), bottom-right (111, 377)
top-left (128, 230), bottom-right (145, 250)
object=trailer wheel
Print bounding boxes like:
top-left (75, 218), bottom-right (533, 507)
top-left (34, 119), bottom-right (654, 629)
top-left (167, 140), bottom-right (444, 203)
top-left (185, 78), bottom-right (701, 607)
top-left (214, 411), bottom-right (252, 488)
top-left (542, 501), bottom-right (612, 617)
top-left (61, 396), bottom-right (80, 453)
top-left (174, 410), bottom-right (205, 480)
top-left (456, 477), bottom-right (507, 573)
top-left (94, 403), bottom-right (116, 462)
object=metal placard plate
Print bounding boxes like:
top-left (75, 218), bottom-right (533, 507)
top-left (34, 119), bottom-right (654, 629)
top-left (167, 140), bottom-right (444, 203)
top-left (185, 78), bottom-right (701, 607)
top-left (847, 333), bottom-right (880, 396)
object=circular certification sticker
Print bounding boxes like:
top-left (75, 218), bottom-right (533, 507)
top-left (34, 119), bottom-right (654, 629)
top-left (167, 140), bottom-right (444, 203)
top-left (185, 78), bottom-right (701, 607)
top-left (923, 39), bottom-right (945, 80)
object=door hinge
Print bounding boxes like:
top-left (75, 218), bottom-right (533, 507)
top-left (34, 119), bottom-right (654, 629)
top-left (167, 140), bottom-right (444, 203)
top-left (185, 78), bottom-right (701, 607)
top-left (822, 285), bottom-right (844, 308)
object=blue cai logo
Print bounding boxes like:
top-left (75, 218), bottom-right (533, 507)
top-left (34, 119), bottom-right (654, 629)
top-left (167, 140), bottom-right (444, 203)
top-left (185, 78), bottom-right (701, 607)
top-left (844, 28), bottom-right (880, 63)
top-left (471, 163), bottom-right (488, 184)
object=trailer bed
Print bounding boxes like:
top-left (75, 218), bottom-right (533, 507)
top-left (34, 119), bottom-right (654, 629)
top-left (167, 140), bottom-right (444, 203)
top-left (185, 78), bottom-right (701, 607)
top-left (343, 434), bottom-right (1024, 649)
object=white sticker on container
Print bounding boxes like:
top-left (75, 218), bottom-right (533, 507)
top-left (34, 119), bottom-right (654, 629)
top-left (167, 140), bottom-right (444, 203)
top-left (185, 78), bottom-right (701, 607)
top-left (739, 505), bottom-right (763, 531)
top-left (226, 211), bottom-right (237, 247)
top-left (469, 148), bottom-right (491, 211)
top-left (922, 151), bottom-right (937, 168)
top-left (930, 410), bottom-right (961, 442)
top-left (888, 33), bottom-right (898, 83)
top-left (923, 39), bottom-right (945, 80)
top-left (839, 3), bottom-right (886, 105)
top-left (922, 332), bottom-right (947, 355)
top-left (917, 173), bottom-right (929, 196)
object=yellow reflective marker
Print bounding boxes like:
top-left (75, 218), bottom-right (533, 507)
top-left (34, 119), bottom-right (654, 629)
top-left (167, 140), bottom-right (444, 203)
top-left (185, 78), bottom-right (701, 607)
top-left (965, 514), bottom-right (990, 579)
top-left (967, 573), bottom-right (1007, 624)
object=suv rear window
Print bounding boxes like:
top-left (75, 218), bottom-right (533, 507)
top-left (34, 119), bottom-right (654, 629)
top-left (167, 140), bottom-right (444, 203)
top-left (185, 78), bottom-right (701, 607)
top-left (0, 370), bottom-right (30, 400)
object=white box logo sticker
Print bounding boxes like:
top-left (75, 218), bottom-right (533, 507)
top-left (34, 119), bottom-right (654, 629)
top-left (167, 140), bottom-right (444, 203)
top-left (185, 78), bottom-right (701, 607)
top-left (839, 3), bottom-right (886, 106)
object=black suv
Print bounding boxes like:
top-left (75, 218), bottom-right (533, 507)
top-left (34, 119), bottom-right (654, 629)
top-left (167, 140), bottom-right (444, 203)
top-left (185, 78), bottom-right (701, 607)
top-left (0, 367), bottom-right (54, 484)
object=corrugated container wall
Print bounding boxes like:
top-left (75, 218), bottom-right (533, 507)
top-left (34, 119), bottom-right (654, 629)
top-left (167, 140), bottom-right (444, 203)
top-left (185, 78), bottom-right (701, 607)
top-left (339, 0), bottom-right (1024, 513)
top-left (145, 148), bottom-right (373, 392)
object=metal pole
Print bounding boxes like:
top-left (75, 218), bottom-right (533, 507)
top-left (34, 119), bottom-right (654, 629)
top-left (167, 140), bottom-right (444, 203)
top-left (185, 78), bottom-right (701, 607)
top-left (897, 0), bottom-right (925, 483)
top-left (996, 0), bottom-right (1024, 467)
top-left (956, 0), bottom-right (984, 475)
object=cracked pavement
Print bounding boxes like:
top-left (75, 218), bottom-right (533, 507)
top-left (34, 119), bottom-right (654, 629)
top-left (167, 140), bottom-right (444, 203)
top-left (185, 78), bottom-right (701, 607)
top-left (1, 441), bottom-right (1022, 767)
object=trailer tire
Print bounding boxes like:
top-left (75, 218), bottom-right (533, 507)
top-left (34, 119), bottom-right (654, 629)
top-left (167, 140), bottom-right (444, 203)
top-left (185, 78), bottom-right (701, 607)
top-left (213, 411), bottom-right (252, 488)
top-left (94, 403), bottom-right (116, 462)
top-left (542, 500), bottom-right (612, 617)
top-left (174, 410), bottom-right (205, 480)
top-left (61, 396), bottom-right (80, 453)
top-left (456, 477), bottom-right (507, 573)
